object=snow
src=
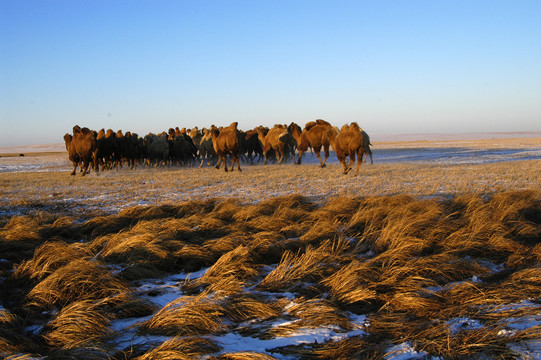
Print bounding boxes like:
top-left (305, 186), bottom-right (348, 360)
top-left (384, 342), bottom-right (434, 360)
top-left (215, 327), bottom-right (367, 359)
top-left (1, 138), bottom-right (541, 174)
top-left (3, 137), bottom-right (541, 359)
top-left (447, 317), bottom-right (485, 335)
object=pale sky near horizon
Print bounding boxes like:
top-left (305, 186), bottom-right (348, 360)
top-left (1, 0), bottom-right (541, 146)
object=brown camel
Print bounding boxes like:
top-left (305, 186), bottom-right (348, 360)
top-left (199, 127), bottom-right (218, 167)
top-left (327, 122), bottom-right (366, 176)
top-left (64, 125), bottom-right (98, 176)
top-left (211, 122), bottom-right (242, 172)
top-left (289, 119), bottom-right (333, 167)
top-left (256, 125), bottom-right (290, 164)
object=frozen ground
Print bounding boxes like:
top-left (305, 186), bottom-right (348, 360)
top-left (1, 136), bottom-right (541, 220)
top-left (1, 136), bottom-right (541, 359)
top-left (1, 136), bottom-right (541, 174)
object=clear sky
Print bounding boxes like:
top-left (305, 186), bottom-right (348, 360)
top-left (1, 0), bottom-right (541, 146)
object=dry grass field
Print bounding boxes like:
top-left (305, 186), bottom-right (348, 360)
top-left (1, 137), bottom-right (540, 359)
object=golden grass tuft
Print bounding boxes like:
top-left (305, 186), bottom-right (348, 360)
top-left (96, 233), bottom-right (169, 264)
top-left (43, 299), bottom-right (112, 349)
top-left (321, 259), bottom-right (378, 305)
top-left (222, 294), bottom-right (281, 323)
top-left (203, 233), bottom-right (246, 255)
top-left (0, 216), bottom-right (45, 263)
top-left (14, 241), bottom-right (90, 281)
top-left (81, 214), bottom-right (133, 238)
top-left (258, 238), bottom-right (350, 292)
top-left (200, 245), bottom-right (260, 283)
top-left (25, 259), bottom-right (129, 309)
top-left (277, 298), bottom-right (355, 333)
top-left (248, 231), bottom-right (286, 264)
top-left (135, 336), bottom-right (222, 360)
top-left (139, 293), bottom-right (226, 336)
top-left (310, 196), bottom-right (361, 223)
top-left (0, 216), bottom-right (41, 242)
top-left (314, 336), bottom-right (383, 359)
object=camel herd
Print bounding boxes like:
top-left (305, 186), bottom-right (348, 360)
top-left (63, 120), bottom-right (372, 176)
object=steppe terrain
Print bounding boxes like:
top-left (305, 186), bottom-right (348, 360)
top-left (1, 134), bottom-right (540, 359)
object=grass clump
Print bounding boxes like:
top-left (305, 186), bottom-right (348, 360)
top-left (139, 293), bottom-right (226, 336)
top-left (25, 259), bottom-right (129, 310)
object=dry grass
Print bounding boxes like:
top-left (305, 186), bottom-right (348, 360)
top-left (139, 292), bottom-right (226, 336)
top-left (1, 148), bottom-right (540, 360)
top-left (25, 258), bottom-right (129, 310)
top-left (43, 299), bottom-right (112, 349)
top-left (14, 241), bottom-right (90, 281)
top-left (135, 336), bottom-right (221, 360)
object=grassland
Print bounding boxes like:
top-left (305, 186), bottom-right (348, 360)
top-left (0, 137), bottom-right (540, 359)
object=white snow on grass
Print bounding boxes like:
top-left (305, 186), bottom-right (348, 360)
top-left (215, 324), bottom-right (367, 360)
top-left (384, 341), bottom-right (436, 360)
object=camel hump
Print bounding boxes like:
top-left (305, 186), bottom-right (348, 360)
top-left (350, 122), bottom-right (361, 131)
top-left (288, 122), bottom-right (301, 133)
top-left (304, 121), bottom-right (317, 131)
top-left (73, 125), bottom-right (82, 134)
top-left (81, 127), bottom-right (92, 135)
top-left (315, 119), bottom-right (331, 126)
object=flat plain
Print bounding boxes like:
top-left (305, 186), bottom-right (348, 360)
top-left (1, 135), bottom-right (540, 359)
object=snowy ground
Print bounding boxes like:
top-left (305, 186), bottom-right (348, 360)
top-left (2, 135), bottom-right (541, 359)
top-left (2, 135), bottom-right (541, 172)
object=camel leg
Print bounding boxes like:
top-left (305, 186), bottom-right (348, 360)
top-left (71, 162), bottom-right (77, 175)
top-left (230, 155), bottom-right (235, 172)
top-left (321, 145), bottom-right (330, 167)
top-left (315, 151), bottom-right (324, 167)
top-left (296, 150), bottom-right (303, 164)
top-left (354, 150), bottom-right (364, 176)
top-left (341, 160), bottom-right (349, 174)
top-left (347, 152), bottom-right (355, 174)
top-left (81, 161), bottom-right (89, 176)
top-left (277, 147), bottom-right (284, 165)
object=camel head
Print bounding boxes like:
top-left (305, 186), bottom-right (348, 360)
top-left (63, 133), bottom-right (72, 150)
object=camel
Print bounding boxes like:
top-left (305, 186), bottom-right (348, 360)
top-left (289, 119), bottom-right (333, 167)
top-left (244, 129), bottom-right (264, 164)
top-left (211, 122), bottom-right (242, 172)
top-left (64, 125), bottom-right (98, 176)
top-left (199, 127), bottom-right (217, 167)
top-left (327, 122), bottom-right (366, 176)
top-left (95, 129), bottom-right (118, 171)
top-left (256, 125), bottom-right (291, 165)
top-left (361, 130), bottom-right (373, 164)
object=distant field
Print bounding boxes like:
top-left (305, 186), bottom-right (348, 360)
top-left (1, 136), bottom-right (541, 218)
top-left (1, 136), bottom-right (540, 359)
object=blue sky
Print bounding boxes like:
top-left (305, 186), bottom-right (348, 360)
top-left (1, 0), bottom-right (540, 146)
